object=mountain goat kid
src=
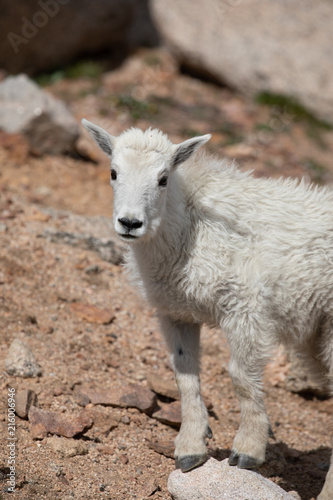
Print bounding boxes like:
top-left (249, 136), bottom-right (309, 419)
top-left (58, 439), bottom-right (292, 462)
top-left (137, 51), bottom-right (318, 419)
top-left (82, 119), bottom-right (333, 500)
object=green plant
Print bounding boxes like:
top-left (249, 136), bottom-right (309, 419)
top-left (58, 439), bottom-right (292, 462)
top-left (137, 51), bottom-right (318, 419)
top-left (35, 60), bottom-right (103, 86)
top-left (255, 92), bottom-right (332, 131)
top-left (35, 69), bottom-right (65, 86)
top-left (114, 95), bottom-right (157, 120)
top-left (65, 60), bottom-right (103, 79)
top-left (254, 123), bottom-right (275, 133)
top-left (181, 128), bottom-right (203, 138)
top-left (215, 123), bottom-right (244, 146)
top-left (144, 54), bottom-right (161, 67)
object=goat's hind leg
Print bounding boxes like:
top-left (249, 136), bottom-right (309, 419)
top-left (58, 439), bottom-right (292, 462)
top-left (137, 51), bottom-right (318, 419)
top-left (226, 319), bottom-right (272, 469)
top-left (159, 317), bottom-right (210, 472)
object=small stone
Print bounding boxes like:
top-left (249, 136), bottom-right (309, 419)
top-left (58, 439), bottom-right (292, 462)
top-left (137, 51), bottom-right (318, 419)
top-left (53, 386), bottom-right (65, 397)
top-left (168, 457), bottom-right (299, 500)
top-left (84, 264), bottom-right (102, 274)
top-left (5, 338), bottom-right (42, 378)
top-left (147, 439), bottom-right (174, 459)
top-left (152, 401), bottom-right (181, 428)
top-left (136, 477), bottom-right (160, 498)
top-left (122, 415), bottom-right (130, 424)
top-left (119, 454), bottom-right (129, 465)
top-left (74, 390), bottom-right (91, 407)
top-left (98, 445), bottom-right (114, 455)
top-left (47, 436), bottom-right (88, 458)
top-left (28, 406), bottom-right (93, 439)
top-left (146, 373), bottom-right (179, 400)
top-left (15, 389), bottom-right (38, 419)
top-left (78, 384), bottom-right (157, 415)
top-left (70, 302), bottom-right (115, 325)
top-left (83, 407), bottom-right (118, 440)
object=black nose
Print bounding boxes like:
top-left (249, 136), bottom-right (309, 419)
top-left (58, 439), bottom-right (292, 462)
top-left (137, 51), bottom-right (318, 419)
top-left (118, 217), bottom-right (143, 230)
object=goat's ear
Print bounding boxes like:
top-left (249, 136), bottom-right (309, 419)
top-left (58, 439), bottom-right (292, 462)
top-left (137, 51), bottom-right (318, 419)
top-left (81, 119), bottom-right (115, 158)
top-left (172, 134), bottom-right (211, 168)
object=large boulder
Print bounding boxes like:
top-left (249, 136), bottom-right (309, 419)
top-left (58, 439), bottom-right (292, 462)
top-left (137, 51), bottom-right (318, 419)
top-left (168, 458), bottom-right (300, 500)
top-left (0, 0), bottom-right (158, 75)
top-left (0, 74), bottom-right (79, 155)
top-left (151, 0), bottom-right (333, 124)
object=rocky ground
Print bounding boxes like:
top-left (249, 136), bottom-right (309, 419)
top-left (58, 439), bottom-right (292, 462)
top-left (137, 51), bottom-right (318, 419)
top-left (0, 48), bottom-right (333, 500)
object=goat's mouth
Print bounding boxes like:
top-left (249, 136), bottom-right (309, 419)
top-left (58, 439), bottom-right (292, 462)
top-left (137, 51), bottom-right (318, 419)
top-left (119, 233), bottom-right (139, 240)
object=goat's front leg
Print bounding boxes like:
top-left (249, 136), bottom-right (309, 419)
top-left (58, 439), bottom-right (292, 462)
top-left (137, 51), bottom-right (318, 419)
top-left (159, 316), bottom-right (211, 472)
top-left (226, 319), bottom-right (272, 469)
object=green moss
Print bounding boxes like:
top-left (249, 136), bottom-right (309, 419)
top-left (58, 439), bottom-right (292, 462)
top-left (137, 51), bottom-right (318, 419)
top-left (255, 123), bottom-right (275, 133)
top-left (151, 95), bottom-right (174, 106)
top-left (144, 54), bottom-right (161, 67)
top-left (181, 128), bottom-right (203, 138)
top-left (114, 95), bottom-right (158, 120)
top-left (35, 70), bottom-right (65, 86)
top-left (255, 92), bottom-right (332, 130)
top-left (214, 123), bottom-right (244, 146)
top-left (65, 60), bottom-right (103, 79)
top-left (35, 60), bottom-right (103, 86)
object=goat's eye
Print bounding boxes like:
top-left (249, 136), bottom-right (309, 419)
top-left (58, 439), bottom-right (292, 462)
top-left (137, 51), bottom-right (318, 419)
top-left (158, 175), bottom-right (168, 187)
top-left (110, 169), bottom-right (117, 181)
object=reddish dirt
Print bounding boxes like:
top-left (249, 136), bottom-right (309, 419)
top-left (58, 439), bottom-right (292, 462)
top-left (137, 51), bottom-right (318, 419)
top-left (0, 48), bottom-right (333, 500)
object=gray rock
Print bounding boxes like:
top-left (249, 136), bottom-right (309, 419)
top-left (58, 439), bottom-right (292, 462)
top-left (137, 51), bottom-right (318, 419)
top-left (15, 389), bottom-right (38, 419)
top-left (151, 0), bottom-right (333, 124)
top-left (168, 458), bottom-right (300, 500)
top-left (5, 338), bottom-right (42, 378)
top-left (40, 208), bottom-right (125, 265)
top-left (0, 74), bottom-right (78, 155)
top-left (0, 0), bottom-right (158, 75)
top-left (43, 229), bottom-right (124, 265)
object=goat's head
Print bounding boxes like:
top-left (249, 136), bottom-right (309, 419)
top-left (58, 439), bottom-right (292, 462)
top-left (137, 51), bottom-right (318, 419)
top-left (82, 119), bottom-right (211, 242)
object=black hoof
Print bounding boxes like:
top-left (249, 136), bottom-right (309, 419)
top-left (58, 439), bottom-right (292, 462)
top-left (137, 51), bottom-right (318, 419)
top-left (238, 453), bottom-right (263, 469)
top-left (228, 450), bottom-right (263, 469)
top-left (228, 450), bottom-right (239, 466)
top-left (175, 454), bottom-right (207, 472)
top-left (206, 425), bottom-right (213, 439)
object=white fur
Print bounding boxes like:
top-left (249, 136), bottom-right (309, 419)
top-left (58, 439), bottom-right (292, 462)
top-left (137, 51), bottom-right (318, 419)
top-left (83, 119), bottom-right (333, 499)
